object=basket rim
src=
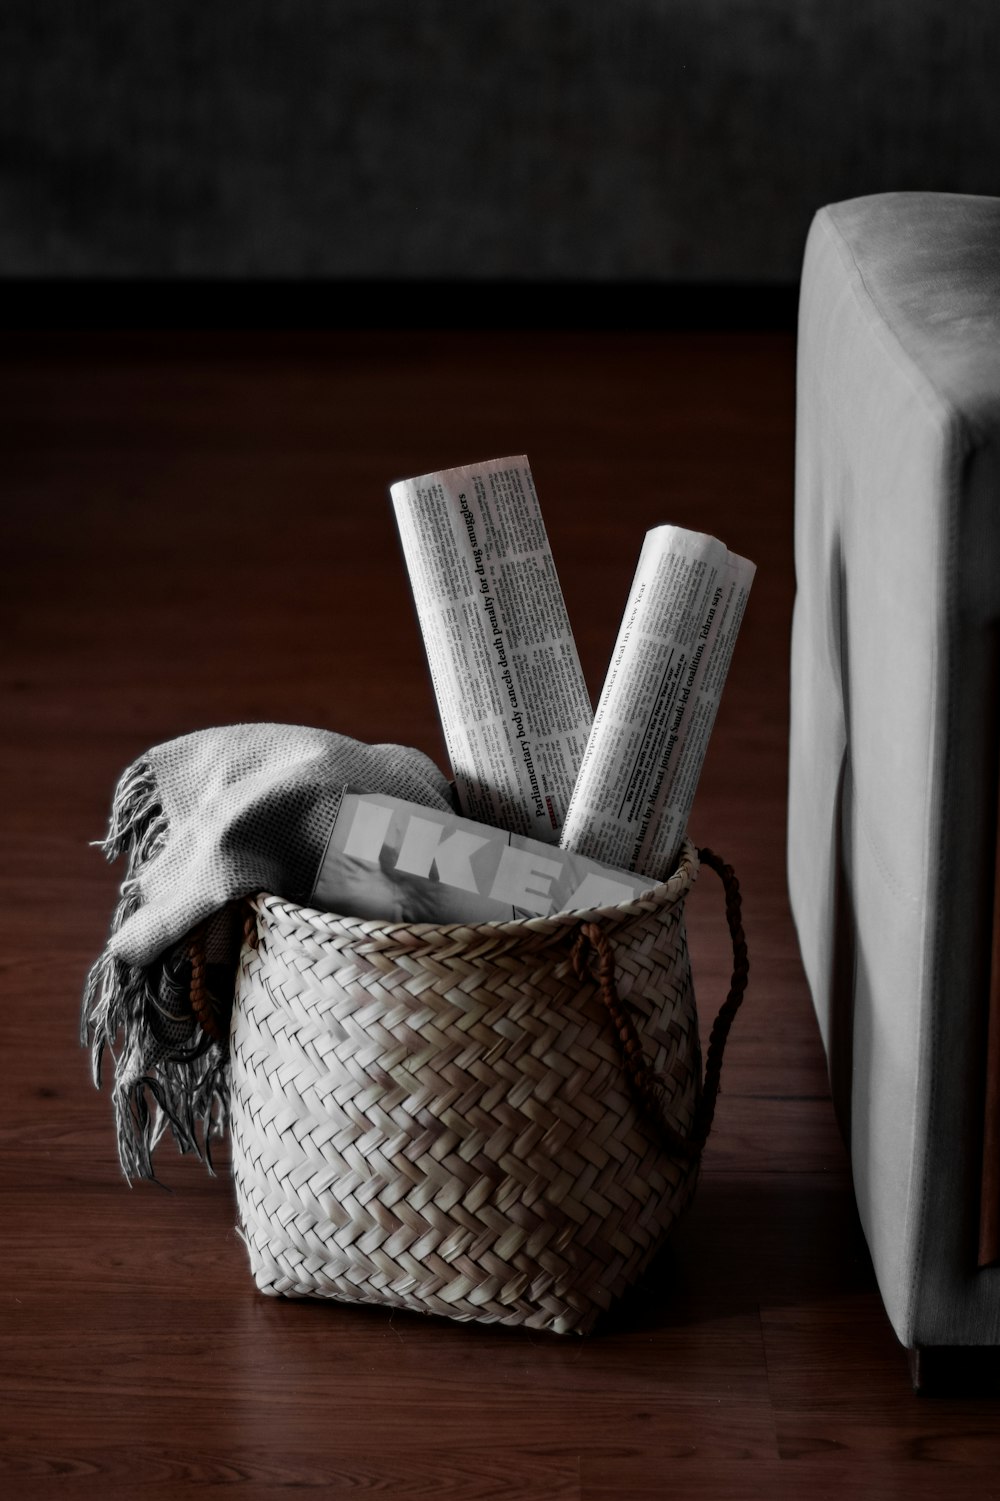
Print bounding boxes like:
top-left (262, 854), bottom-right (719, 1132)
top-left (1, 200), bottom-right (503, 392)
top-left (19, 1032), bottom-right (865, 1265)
top-left (247, 838), bottom-right (700, 943)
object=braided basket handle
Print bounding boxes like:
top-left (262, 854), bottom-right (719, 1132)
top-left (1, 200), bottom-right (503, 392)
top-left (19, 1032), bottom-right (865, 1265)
top-left (571, 846), bottom-right (748, 1156)
top-left (185, 920), bottom-right (227, 1044)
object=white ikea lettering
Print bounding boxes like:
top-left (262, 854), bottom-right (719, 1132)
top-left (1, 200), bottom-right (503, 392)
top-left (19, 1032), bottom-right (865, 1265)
top-left (488, 843), bottom-right (564, 916)
top-left (342, 797), bottom-right (394, 862)
top-left (394, 815), bottom-right (491, 893)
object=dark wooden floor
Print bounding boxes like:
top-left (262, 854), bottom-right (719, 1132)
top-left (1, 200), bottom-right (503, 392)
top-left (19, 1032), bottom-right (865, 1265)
top-left (4, 327), bottom-right (1000, 1498)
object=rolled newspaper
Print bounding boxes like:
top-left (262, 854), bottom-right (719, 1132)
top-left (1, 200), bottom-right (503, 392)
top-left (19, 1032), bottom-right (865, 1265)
top-left (559, 526), bottom-right (755, 879)
top-left (390, 456), bottom-right (593, 842)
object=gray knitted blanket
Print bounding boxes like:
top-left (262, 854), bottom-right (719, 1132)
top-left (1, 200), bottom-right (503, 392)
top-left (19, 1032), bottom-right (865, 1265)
top-left (82, 723), bottom-right (454, 1181)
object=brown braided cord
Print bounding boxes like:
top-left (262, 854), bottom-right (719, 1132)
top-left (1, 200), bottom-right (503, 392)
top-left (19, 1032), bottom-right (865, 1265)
top-left (692, 847), bottom-right (749, 1146)
top-left (178, 900), bottom-right (257, 1045)
top-left (186, 921), bottom-right (226, 1044)
top-left (570, 922), bottom-right (695, 1158)
top-left (242, 903), bottom-right (259, 952)
top-left (571, 844), bottom-right (748, 1155)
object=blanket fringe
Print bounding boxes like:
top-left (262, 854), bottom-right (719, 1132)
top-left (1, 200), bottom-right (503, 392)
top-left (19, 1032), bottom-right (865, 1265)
top-left (81, 946), bottom-right (229, 1182)
top-left (81, 755), bottom-right (229, 1182)
top-left (94, 757), bottom-right (169, 871)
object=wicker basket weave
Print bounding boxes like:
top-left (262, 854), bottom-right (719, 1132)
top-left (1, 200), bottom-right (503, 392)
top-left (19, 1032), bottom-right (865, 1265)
top-left (229, 839), bottom-right (746, 1335)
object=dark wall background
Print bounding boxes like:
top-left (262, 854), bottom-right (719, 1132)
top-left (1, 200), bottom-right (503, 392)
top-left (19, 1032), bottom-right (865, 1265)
top-left (1, 2), bottom-right (998, 293)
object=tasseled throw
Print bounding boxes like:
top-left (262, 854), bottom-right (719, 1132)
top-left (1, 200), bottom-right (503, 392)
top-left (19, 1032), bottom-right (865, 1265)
top-left (81, 723), bottom-right (454, 1181)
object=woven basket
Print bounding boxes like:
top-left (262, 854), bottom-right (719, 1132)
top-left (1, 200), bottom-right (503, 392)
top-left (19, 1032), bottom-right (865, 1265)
top-left (229, 840), bottom-right (747, 1335)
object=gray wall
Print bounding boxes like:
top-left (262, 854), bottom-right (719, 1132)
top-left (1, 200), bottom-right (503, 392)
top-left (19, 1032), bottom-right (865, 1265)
top-left (2, 2), bottom-right (998, 283)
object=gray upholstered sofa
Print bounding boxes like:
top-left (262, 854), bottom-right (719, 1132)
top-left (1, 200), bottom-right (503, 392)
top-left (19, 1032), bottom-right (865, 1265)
top-left (788, 192), bottom-right (1000, 1386)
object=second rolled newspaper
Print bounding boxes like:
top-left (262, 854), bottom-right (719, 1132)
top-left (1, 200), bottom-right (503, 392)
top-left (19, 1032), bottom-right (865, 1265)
top-left (559, 526), bottom-right (755, 880)
top-left (390, 456), bottom-right (593, 842)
